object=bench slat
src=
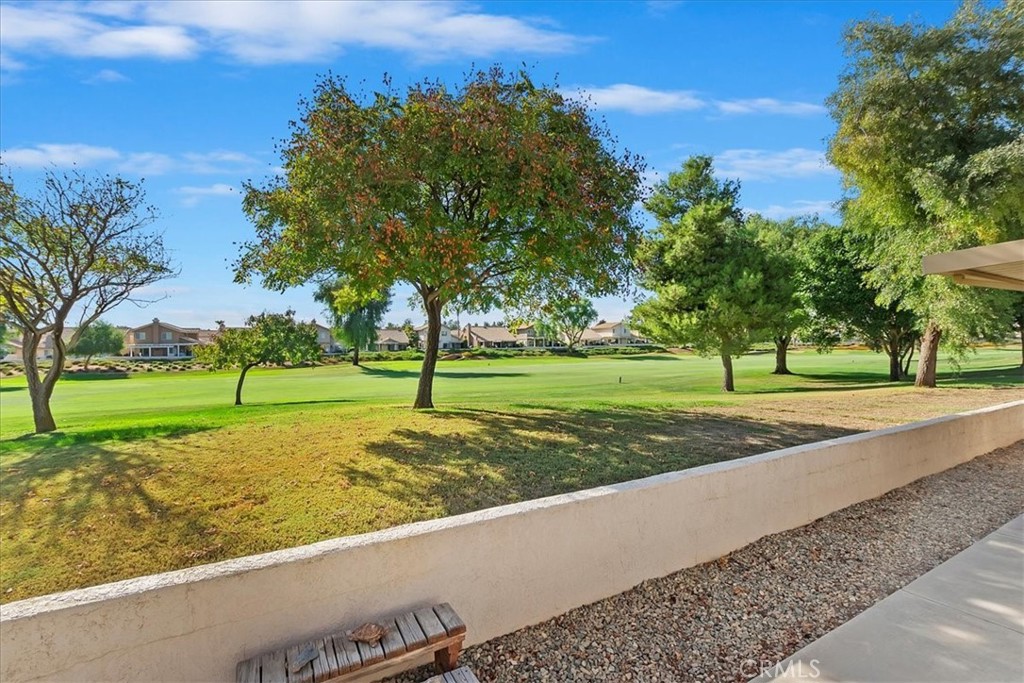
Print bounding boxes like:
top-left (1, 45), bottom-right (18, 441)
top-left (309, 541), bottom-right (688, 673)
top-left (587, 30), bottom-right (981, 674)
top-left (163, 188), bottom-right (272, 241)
top-left (237, 603), bottom-right (465, 683)
top-left (432, 603), bottom-right (467, 637)
top-left (413, 607), bottom-right (447, 644)
top-left (329, 635), bottom-right (360, 675)
top-left (355, 638), bottom-right (385, 667)
top-left (395, 611), bottom-right (428, 650)
top-left (286, 642), bottom-right (316, 683)
top-left (309, 638), bottom-right (335, 682)
top-left (380, 618), bottom-right (407, 659)
top-left (262, 649), bottom-right (287, 683)
top-left (236, 658), bottom-right (259, 683)
top-left (324, 637), bottom-right (342, 680)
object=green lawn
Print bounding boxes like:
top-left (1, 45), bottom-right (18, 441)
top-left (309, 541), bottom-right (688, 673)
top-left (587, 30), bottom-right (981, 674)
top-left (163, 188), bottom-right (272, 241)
top-left (1, 348), bottom-right (1021, 602)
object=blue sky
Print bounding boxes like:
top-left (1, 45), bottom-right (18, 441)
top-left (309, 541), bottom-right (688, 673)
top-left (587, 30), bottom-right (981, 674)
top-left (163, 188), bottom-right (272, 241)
top-left (0, 0), bottom-right (961, 329)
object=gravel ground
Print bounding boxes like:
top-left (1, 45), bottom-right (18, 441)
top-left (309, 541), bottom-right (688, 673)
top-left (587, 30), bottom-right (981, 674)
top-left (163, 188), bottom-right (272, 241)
top-left (387, 441), bottom-right (1024, 683)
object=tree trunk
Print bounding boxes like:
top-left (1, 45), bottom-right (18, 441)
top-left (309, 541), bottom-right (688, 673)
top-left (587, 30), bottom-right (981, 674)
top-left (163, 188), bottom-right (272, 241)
top-left (414, 296), bottom-right (443, 409)
top-left (772, 335), bottom-right (792, 375)
top-left (888, 349), bottom-right (902, 382)
top-left (885, 334), bottom-right (902, 381)
top-left (352, 346), bottom-right (360, 367)
top-left (235, 363), bottom-right (256, 406)
top-left (914, 321), bottom-right (941, 388)
top-left (23, 331), bottom-right (61, 433)
top-left (720, 352), bottom-right (735, 392)
top-left (84, 354), bottom-right (93, 372)
top-left (901, 343), bottom-right (915, 378)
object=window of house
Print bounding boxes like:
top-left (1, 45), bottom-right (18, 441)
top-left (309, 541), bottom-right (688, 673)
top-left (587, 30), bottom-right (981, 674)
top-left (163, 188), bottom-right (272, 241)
top-left (135, 331), bottom-right (146, 341)
top-left (161, 331), bottom-right (173, 341)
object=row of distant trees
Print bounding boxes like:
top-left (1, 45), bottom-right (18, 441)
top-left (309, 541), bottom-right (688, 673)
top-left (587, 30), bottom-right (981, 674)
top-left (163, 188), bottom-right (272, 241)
top-left (2, 1), bottom-right (1020, 433)
top-left (631, 155), bottom-right (1022, 391)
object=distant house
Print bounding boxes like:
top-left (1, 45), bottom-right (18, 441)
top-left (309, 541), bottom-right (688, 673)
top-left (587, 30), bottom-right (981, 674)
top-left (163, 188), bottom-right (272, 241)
top-left (3, 327), bottom-right (80, 361)
top-left (578, 328), bottom-right (605, 346)
top-left (314, 324), bottom-right (344, 354)
top-left (124, 319), bottom-right (207, 358)
top-left (461, 325), bottom-right (518, 348)
top-left (374, 328), bottom-right (410, 352)
top-left (590, 321), bottom-right (641, 345)
top-left (185, 327), bottom-right (223, 346)
top-left (413, 324), bottom-right (462, 351)
top-left (514, 323), bottom-right (559, 348)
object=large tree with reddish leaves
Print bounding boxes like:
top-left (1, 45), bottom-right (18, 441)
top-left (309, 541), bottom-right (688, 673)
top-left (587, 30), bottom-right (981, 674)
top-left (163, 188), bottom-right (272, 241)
top-left (236, 67), bottom-right (645, 408)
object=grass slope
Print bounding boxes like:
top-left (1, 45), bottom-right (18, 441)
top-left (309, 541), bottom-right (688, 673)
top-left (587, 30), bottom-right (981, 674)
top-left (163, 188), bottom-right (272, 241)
top-left (1, 348), bottom-right (1021, 601)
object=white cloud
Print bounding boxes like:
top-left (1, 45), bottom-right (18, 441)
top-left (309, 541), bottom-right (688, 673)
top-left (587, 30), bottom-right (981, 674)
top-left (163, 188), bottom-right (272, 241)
top-left (646, 1), bottom-right (683, 16)
top-left (715, 148), bottom-right (835, 181)
top-left (570, 84), bottom-right (704, 115)
top-left (0, 1), bottom-right (586, 67)
top-left (181, 151), bottom-right (262, 174)
top-left (570, 85), bottom-right (825, 118)
top-left (175, 183), bottom-right (236, 207)
top-left (0, 51), bottom-right (27, 73)
top-left (118, 152), bottom-right (177, 175)
top-left (0, 4), bottom-right (197, 59)
top-left (84, 68), bottom-right (129, 84)
top-left (0, 143), bottom-right (263, 176)
top-left (78, 24), bottom-right (196, 58)
top-left (748, 200), bottom-right (837, 219)
top-left (715, 98), bottom-right (824, 116)
top-left (0, 143), bottom-right (121, 167)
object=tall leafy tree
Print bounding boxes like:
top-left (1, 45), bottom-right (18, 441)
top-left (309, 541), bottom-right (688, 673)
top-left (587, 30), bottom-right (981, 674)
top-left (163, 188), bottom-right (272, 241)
top-left (236, 67), bottom-right (644, 408)
top-left (802, 224), bottom-right (922, 381)
top-left (0, 169), bottom-right (173, 433)
top-left (68, 320), bottom-right (124, 371)
top-left (633, 156), bottom-right (778, 392)
top-left (402, 320), bottom-right (421, 351)
top-left (748, 214), bottom-right (811, 375)
top-left (194, 311), bottom-right (320, 406)
top-left (313, 280), bottom-right (391, 366)
top-left (827, 1), bottom-right (1024, 387)
top-left (534, 295), bottom-right (598, 350)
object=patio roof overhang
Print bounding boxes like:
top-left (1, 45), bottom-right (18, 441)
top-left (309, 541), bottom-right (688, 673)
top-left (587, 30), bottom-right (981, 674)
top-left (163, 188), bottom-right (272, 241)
top-left (921, 239), bottom-right (1024, 291)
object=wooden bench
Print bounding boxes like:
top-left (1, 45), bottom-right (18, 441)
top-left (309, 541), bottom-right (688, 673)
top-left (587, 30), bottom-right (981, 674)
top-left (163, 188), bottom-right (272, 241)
top-left (236, 603), bottom-right (466, 683)
top-left (421, 667), bottom-right (480, 683)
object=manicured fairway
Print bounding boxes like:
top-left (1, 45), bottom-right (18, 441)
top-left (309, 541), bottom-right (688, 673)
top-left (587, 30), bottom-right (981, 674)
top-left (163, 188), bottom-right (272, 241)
top-left (1, 348), bottom-right (1021, 601)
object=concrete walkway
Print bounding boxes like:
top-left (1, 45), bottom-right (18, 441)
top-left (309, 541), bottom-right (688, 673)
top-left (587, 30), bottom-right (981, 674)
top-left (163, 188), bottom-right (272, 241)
top-left (756, 515), bottom-right (1024, 682)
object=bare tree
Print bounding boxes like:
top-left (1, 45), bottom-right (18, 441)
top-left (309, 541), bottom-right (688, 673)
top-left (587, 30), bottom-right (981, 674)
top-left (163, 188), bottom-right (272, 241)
top-left (0, 168), bottom-right (174, 433)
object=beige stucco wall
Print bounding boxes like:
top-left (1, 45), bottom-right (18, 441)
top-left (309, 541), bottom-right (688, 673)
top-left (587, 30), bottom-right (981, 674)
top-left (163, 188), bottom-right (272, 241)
top-left (2, 400), bottom-right (1021, 683)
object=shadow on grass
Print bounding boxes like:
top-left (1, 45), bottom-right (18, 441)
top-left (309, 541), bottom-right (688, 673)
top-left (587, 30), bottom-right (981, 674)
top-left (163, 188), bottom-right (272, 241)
top-left (265, 398), bottom-right (355, 407)
top-left (789, 365), bottom-right (1023, 390)
top-left (0, 385), bottom-right (25, 392)
top-left (937, 366), bottom-right (1024, 385)
top-left (0, 431), bottom-right (221, 601)
top-left (748, 372), bottom-right (905, 393)
top-left (61, 372), bottom-right (131, 381)
top-left (358, 366), bottom-right (528, 380)
top-left (8, 422), bottom-right (215, 447)
top-left (346, 406), bottom-right (860, 518)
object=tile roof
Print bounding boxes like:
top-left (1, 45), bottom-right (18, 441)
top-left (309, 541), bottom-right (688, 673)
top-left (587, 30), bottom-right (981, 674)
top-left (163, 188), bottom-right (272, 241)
top-left (465, 325), bottom-right (518, 343)
top-left (376, 329), bottom-right (410, 344)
